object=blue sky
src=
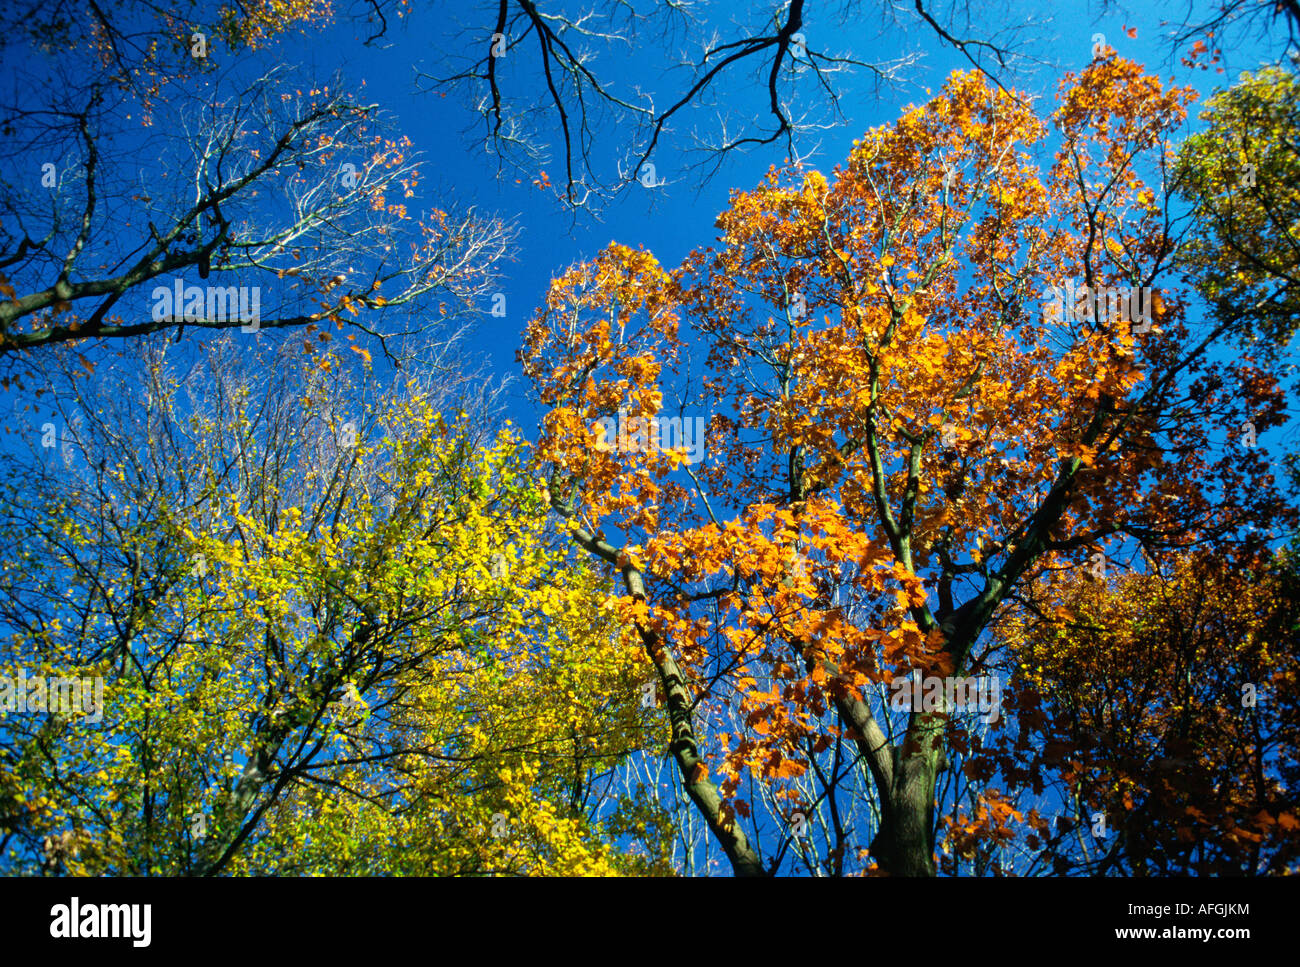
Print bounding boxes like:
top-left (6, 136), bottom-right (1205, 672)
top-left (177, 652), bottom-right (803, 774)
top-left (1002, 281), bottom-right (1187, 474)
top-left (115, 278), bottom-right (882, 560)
top-left (272, 0), bottom-right (1289, 432)
top-left (2, 1), bottom-right (1289, 435)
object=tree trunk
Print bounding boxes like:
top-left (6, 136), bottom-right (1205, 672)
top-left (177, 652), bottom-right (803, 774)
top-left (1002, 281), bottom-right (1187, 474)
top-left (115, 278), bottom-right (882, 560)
top-left (871, 711), bottom-right (946, 876)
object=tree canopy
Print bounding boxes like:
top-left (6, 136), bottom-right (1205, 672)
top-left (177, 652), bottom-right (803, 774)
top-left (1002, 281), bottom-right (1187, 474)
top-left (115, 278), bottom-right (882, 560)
top-left (520, 57), bottom-right (1297, 875)
top-left (1, 1), bottom-right (1298, 881)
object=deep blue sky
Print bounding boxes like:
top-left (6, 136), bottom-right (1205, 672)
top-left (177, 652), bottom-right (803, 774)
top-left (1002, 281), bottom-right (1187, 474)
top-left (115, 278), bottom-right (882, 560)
top-left (2, 1), bottom-right (1289, 439)
top-left (277, 0), bottom-right (1288, 431)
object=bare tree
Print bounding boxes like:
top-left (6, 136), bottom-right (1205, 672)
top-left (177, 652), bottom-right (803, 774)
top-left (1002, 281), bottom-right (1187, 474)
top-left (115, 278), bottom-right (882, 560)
top-left (418, 1), bottom-right (1048, 215)
top-left (1, 73), bottom-right (513, 364)
top-left (1147, 0), bottom-right (1300, 64)
top-left (0, 2), bottom-right (515, 371)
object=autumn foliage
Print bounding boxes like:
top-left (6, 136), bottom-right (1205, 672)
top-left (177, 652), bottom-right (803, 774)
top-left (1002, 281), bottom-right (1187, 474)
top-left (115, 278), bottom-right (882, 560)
top-left (520, 58), bottom-right (1295, 875)
top-left (979, 546), bottom-right (1300, 875)
top-left (3, 16), bottom-right (1298, 876)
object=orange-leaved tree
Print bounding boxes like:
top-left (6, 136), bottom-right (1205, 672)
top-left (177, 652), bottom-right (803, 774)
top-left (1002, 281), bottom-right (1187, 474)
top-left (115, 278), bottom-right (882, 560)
top-left (519, 58), bottom-right (1294, 876)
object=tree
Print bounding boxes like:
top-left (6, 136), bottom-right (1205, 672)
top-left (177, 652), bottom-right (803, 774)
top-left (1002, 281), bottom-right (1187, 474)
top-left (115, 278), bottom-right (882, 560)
top-left (418, 0), bottom-right (1300, 216)
top-left (1155, 0), bottom-right (1300, 64)
top-left (418, 0), bottom-right (1043, 214)
top-left (0, 337), bottom-right (666, 875)
top-left (0, 1), bottom-right (333, 88)
top-left (520, 57), bottom-right (1294, 875)
top-left (0, 1), bottom-right (512, 366)
top-left (980, 545), bottom-right (1300, 875)
top-left (1175, 65), bottom-right (1300, 349)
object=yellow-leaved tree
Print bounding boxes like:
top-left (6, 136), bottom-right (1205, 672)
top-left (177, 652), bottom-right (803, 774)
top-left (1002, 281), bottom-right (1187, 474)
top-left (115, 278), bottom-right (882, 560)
top-left (0, 337), bottom-right (672, 875)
